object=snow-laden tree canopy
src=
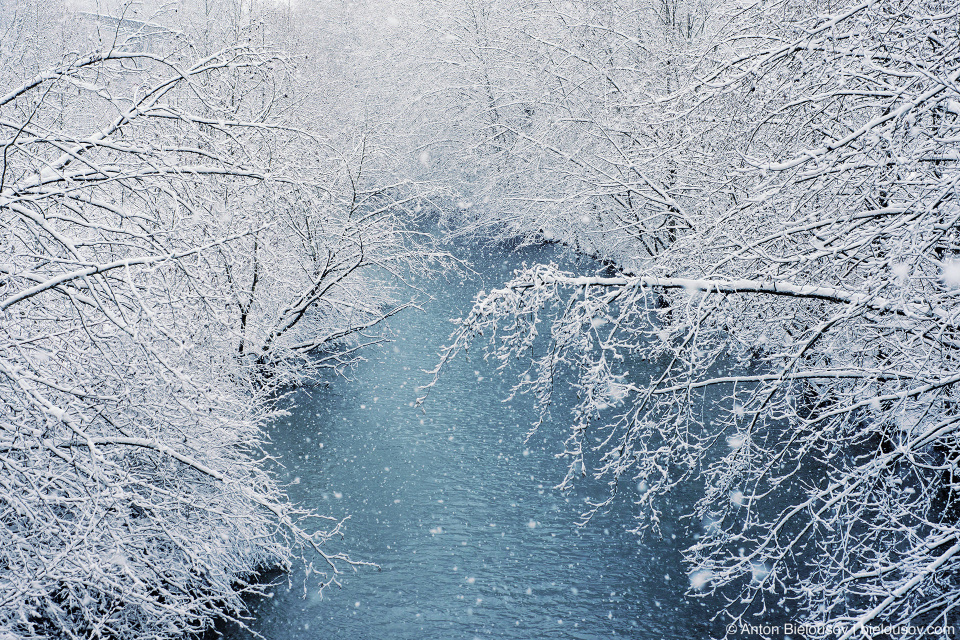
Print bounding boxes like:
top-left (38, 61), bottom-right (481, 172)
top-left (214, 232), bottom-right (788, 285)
top-left (0, 2), bottom-right (436, 637)
top-left (424, 0), bottom-right (960, 636)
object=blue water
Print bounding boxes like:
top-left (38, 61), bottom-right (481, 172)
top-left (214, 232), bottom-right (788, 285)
top-left (225, 241), bottom-right (720, 639)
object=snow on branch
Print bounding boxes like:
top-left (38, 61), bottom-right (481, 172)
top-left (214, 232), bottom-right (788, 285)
top-left (506, 268), bottom-right (960, 327)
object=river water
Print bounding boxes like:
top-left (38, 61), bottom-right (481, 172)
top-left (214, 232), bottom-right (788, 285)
top-left (225, 240), bottom-right (722, 639)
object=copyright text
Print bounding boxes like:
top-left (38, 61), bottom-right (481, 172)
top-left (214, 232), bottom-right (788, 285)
top-left (727, 622), bottom-right (956, 637)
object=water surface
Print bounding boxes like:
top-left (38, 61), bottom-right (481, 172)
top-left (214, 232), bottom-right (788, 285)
top-left (227, 240), bottom-right (718, 639)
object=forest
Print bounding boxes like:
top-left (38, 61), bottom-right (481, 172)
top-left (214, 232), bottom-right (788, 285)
top-left (1, 0), bottom-right (958, 638)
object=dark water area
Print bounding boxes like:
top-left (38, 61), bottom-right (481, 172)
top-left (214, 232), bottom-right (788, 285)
top-left (223, 240), bottom-right (729, 639)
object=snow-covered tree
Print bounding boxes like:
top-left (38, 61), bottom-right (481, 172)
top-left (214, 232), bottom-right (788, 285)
top-left (433, 1), bottom-right (960, 637)
top-left (412, 0), bottom-right (725, 264)
top-left (0, 2), bottom-right (430, 637)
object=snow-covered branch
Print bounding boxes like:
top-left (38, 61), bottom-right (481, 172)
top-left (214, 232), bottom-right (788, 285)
top-left (429, 1), bottom-right (960, 637)
top-left (0, 4), bottom-right (431, 637)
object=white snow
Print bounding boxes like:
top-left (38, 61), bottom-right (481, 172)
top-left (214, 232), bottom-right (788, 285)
top-left (750, 562), bottom-right (771, 585)
top-left (690, 569), bottom-right (713, 590)
top-left (942, 259), bottom-right (960, 288)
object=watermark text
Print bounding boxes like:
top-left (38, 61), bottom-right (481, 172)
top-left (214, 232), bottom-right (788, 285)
top-left (727, 622), bottom-right (956, 637)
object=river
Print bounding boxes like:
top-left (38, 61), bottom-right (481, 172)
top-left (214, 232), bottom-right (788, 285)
top-left (224, 239), bottom-right (723, 639)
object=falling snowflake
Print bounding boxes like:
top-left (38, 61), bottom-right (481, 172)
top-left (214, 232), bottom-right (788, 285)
top-left (690, 569), bottom-right (713, 590)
